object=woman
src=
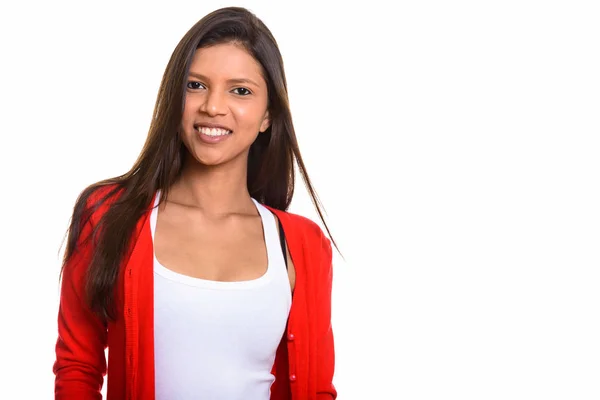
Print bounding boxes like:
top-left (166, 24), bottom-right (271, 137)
top-left (53, 6), bottom-right (338, 400)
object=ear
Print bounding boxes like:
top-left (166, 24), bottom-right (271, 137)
top-left (259, 111), bottom-right (271, 133)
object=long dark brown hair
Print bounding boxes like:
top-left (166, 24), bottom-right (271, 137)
top-left (62, 7), bottom-right (337, 322)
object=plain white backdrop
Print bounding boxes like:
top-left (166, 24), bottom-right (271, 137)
top-left (0, 0), bottom-right (599, 398)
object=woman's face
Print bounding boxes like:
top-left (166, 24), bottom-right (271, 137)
top-left (180, 42), bottom-right (270, 168)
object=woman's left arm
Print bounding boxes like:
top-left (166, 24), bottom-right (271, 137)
top-left (316, 234), bottom-right (337, 399)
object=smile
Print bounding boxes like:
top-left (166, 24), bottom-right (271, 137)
top-left (195, 126), bottom-right (232, 136)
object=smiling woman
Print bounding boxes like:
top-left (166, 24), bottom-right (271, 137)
top-left (53, 6), bottom-right (338, 400)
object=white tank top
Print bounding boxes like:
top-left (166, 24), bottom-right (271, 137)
top-left (151, 194), bottom-right (292, 400)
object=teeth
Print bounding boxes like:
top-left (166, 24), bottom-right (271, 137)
top-left (197, 126), bottom-right (231, 136)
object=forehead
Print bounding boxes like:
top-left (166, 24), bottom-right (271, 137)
top-left (189, 43), bottom-right (265, 83)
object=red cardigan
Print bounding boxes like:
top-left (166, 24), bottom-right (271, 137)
top-left (53, 189), bottom-right (336, 399)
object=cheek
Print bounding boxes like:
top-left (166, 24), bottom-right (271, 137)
top-left (181, 99), bottom-right (198, 127)
top-left (232, 103), bottom-right (266, 128)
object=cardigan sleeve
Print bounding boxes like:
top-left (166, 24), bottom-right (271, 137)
top-left (53, 211), bottom-right (107, 399)
top-left (316, 234), bottom-right (337, 399)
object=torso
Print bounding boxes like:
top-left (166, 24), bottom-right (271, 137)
top-left (150, 192), bottom-right (296, 399)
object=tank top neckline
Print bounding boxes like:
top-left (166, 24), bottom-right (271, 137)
top-left (150, 191), bottom-right (279, 290)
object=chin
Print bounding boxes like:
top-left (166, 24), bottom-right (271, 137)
top-left (192, 154), bottom-right (228, 167)
top-left (183, 141), bottom-right (249, 169)
top-left (199, 159), bottom-right (228, 167)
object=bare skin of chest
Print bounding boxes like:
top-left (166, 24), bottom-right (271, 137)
top-left (154, 201), bottom-right (295, 290)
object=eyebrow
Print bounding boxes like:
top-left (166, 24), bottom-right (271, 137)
top-left (188, 72), bottom-right (261, 88)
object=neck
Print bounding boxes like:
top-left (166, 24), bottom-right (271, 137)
top-left (168, 155), bottom-right (255, 216)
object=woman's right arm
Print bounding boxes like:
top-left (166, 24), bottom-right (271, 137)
top-left (53, 214), bottom-right (107, 399)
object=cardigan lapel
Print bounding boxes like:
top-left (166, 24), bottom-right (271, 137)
top-left (122, 194), bottom-right (156, 400)
top-left (266, 207), bottom-right (310, 399)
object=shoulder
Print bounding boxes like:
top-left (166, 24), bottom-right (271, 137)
top-left (87, 182), bottom-right (123, 205)
top-left (271, 209), bottom-right (334, 287)
top-left (268, 207), bottom-right (321, 236)
top-left (78, 182), bottom-right (124, 223)
top-left (267, 207), bottom-right (331, 251)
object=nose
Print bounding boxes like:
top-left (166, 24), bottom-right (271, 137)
top-left (200, 89), bottom-right (227, 116)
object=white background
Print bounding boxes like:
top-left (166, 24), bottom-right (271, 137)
top-left (0, 0), bottom-right (599, 399)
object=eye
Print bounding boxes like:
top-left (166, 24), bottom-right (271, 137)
top-left (232, 87), bottom-right (252, 96)
top-left (187, 81), bottom-right (205, 90)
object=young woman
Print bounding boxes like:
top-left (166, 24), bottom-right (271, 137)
top-left (53, 6), bottom-right (338, 400)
